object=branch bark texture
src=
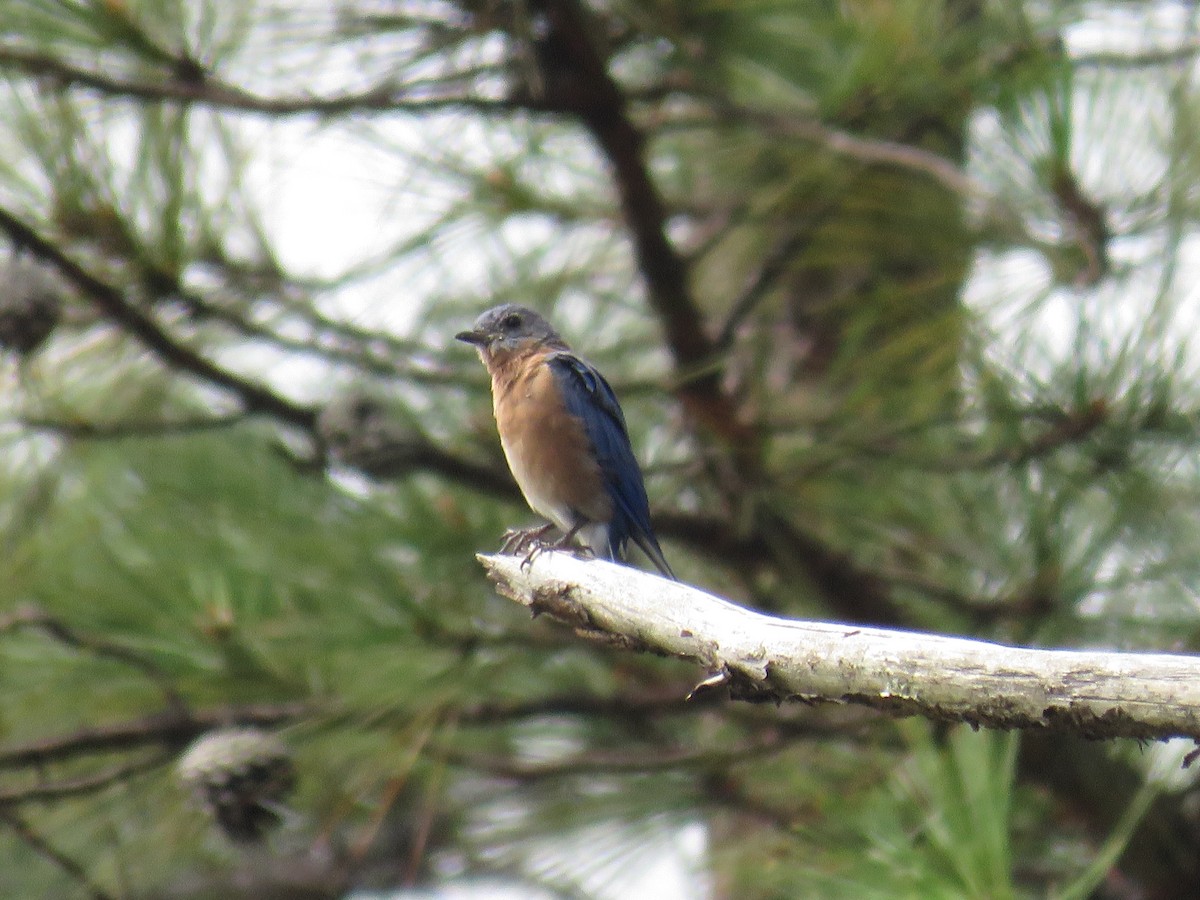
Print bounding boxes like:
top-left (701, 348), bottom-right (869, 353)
top-left (480, 552), bottom-right (1200, 743)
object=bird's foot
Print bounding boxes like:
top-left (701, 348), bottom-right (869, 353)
top-left (557, 540), bottom-right (595, 561)
top-left (501, 523), bottom-right (600, 571)
top-left (500, 523), bottom-right (555, 557)
top-left (520, 533), bottom-right (596, 571)
top-left (520, 541), bottom-right (550, 572)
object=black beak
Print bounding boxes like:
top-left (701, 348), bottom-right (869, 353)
top-left (455, 329), bottom-right (489, 346)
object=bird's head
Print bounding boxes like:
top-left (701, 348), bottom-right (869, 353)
top-left (455, 304), bottom-right (566, 362)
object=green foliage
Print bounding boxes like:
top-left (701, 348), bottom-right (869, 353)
top-left (853, 726), bottom-right (1021, 900)
top-left (0, 0), bottom-right (1196, 897)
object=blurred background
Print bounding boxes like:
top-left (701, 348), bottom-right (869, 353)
top-left (1, 1), bottom-right (1199, 897)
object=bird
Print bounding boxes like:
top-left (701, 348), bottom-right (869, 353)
top-left (456, 304), bottom-right (674, 579)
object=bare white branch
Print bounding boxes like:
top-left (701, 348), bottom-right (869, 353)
top-left (480, 552), bottom-right (1200, 743)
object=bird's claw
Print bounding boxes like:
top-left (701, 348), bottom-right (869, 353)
top-left (520, 541), bottom-right (548, 572)
top-left (500, 525), bottom-right (548, 555)
top-left (499, 529), bottom-right (524, 555)
top-left (500, 523), bottom-right (555, 562)
top-left (561, 542), bottom-right (595, 560)
top-left (530, 536), bottom-right (596, 570)
top-left (500, 524), bottom-right (599, 571)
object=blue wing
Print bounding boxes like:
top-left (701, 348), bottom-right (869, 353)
top-left (547, 352), bottom-right (674, 579)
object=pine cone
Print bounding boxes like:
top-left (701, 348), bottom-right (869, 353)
top-left (177, 727), bottom-right (296, 842)
top-left (0, 258), bottom-right (62, 356)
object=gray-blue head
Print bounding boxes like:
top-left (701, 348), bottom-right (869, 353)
top-left (455, 305), bottom-right (568, 360)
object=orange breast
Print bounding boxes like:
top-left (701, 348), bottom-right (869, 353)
top-left (491, 351), bottom-right (611, 529)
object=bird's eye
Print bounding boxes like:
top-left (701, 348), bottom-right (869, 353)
top-left (501, 313), bottom-right (522, 330)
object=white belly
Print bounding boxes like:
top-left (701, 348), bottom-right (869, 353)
top-left (500, 432), bottom-right (611, 557)
top-left (501, 431), bottom-right (572, 530)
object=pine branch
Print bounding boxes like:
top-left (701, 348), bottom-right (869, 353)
top-left (458, 688), bottom-right (703, 724)
top-left (0, 605), bottom-right (188, 716)
top-left (1075, 42), bottom-right (1200, 69)
top-left (0, 751), bottom-right (171, 806)
top-left (480, 552), bottom-right (1200, 744)
top-left (441, 730), bottom-right (790, 779)
top-left (0, 46), bottom-right (522, 117)
top-left (716, 207), bottom-right (838, 348)
top-left (0, 809), bottom-right (117, 900)
top-left (0, 693), bottom-right (703, 773)
top-left (20, 413), bottom-right (249, 439)
top-left (723, 105), bottom-right (983, 197)
top-left (145, 262), bottom-right (479, 388)
top-left (0, 207), bottom-right (316, 431)
top-left (534, 0), bottom-right (756, 454)
top-left (0, 702), bottom-right (310, 771)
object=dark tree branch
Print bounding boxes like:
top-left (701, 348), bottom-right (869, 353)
top-left (752, 506), bottom-right (910, 623)
top-left (0, 751), bottom-right (172, 807)
top-left (712, 103), bottom-right (983, 197)
top-left (0, 207), bottom-right (317, 430)
top-left (838, 399), bottom-right (1111, 472)
top-left (0, 43), bottom-right (682, 121)
top-left (0, 701), bottom-right (310, 771)
top-left (15, 401), bottom-right (927, 630)
top-left (994, 398), bottom-right (1110, 467)
top-left (653, 506), bottom-right (893, 620)
top-left (443, 730), bottom-right (791, 779)
top-left (1074, 42), bottom-right (1200, 69)
top-left (716, 207), bottom-right (839, 349)
top-left (699, 772), bottom-right (809, 832)
top-left (0, 808), bottom-right (117, 900)
top-left (0, 605), bottom-right (188, 717)
top-left (0, 693), bottom-right (703, 774)
top-left (532, 0), bottom-right (755, 454)
top-left (1050, 164), bottom-right (1110, 287)
top-left (19, 413), bottom-right (249, 440)
top-left (0, 46), bottom-right (524, 117)
top-left (458, 687), bottom-right (704, 725)
top-left (658, 507), bottom-right (1032, 630)
top-left (147, 265), bottom-right (481, 389)
top-left (362, 442), bottom-right (518, 498)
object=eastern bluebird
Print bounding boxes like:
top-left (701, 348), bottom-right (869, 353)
top-left (456, 304), bottom-right (674, 579)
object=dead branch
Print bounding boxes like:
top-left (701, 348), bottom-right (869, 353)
top-left (480, 552), bottom-right (1200, 744)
